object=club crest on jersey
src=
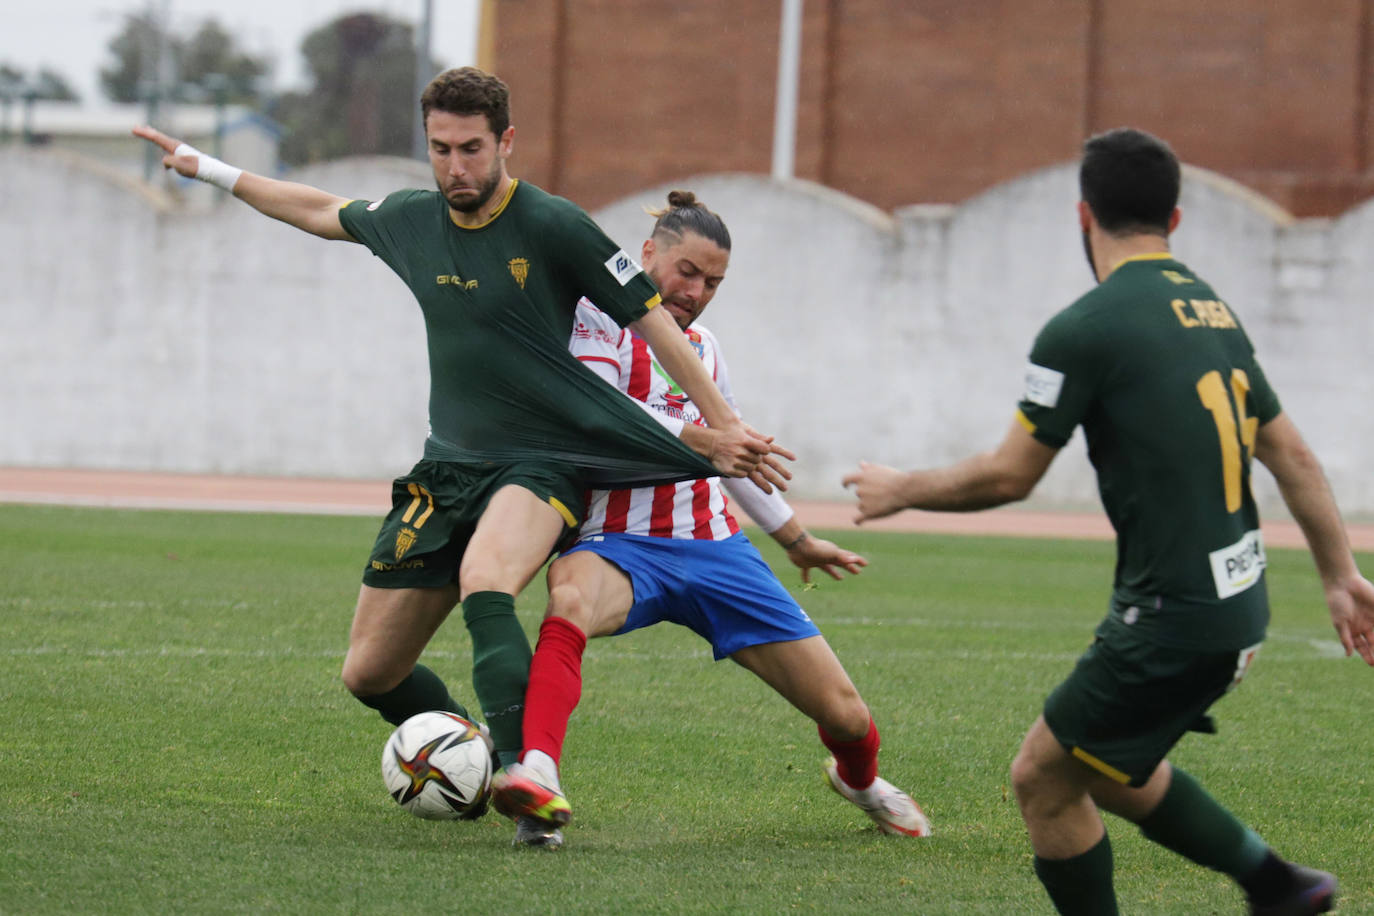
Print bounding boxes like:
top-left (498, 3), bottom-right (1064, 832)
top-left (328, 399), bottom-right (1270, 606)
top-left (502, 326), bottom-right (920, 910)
top-left (508, 257), bottom-right (530, 289)
top-left (395, 527), bottom-right (418, 561)
top-left (604, 249), bottom-right (642, 286)
top-left (686, 329), bottom-right (705, 358)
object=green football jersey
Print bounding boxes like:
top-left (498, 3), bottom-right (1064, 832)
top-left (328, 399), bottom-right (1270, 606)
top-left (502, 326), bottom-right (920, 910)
top-left (338, 180), bottom-right (717, 487)
top-left (1018, 254), bottom-right (1282, 651)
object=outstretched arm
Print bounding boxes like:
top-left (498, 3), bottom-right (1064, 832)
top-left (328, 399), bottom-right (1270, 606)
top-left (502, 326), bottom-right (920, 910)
top-left (133, 125), bottom-right (355, 241)
top-left (1254, 412), bottom-right (1374, 664)
top-left (844, 416), bottom-right (1058, 523)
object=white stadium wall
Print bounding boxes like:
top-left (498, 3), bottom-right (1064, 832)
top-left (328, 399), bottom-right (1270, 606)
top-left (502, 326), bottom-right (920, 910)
top-left (2, 148), bottom-right (435, 479)
top-left (3, 146), bottom-right (1370, 518)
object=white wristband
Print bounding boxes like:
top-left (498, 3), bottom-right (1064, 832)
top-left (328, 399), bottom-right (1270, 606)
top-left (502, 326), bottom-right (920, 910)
top-left (173, 142), bottom-right (243, 192)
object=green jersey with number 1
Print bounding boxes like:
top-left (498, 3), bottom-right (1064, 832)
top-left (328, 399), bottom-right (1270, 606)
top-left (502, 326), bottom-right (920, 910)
top-left (338, 180), bottom-right (717, 488)
top-left (1018, 254), bottom-right (1282, 651)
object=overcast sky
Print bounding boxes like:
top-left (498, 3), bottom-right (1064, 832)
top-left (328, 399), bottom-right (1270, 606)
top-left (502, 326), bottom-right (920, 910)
top-left (3, 1), bottom-right (480, 103)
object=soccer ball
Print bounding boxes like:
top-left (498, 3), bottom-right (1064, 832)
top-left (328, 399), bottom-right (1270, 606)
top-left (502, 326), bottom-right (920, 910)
top-left (381, 711), bottom-right (493, 820)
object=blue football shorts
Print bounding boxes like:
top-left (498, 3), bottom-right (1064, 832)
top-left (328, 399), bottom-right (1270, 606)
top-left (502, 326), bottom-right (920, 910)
top-left (562, 531), bottom-right (821, 659)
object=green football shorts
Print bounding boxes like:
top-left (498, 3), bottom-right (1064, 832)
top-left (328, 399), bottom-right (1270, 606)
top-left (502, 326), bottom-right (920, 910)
top-left (1042, 614), bottom-right (1262, 787)
top-left (361, 458), bottom-right (584, 589)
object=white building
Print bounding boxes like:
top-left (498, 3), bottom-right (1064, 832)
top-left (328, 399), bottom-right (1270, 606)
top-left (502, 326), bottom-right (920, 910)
top-left (5, 100), bottom-right (280, 204)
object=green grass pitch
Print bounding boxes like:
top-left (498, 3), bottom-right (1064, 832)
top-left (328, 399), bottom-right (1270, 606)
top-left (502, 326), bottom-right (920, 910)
top-left (1, 504), bottom-right (1371, 914)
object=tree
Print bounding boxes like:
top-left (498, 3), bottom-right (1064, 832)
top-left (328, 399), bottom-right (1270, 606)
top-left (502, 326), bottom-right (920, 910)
top-left (99, 11), bottom-right (162, 103)
top-left (273, 12), bottom-right (428, 165)
top-left (33, 68), bottom-right (80, 102)
top-left (0, 62), bottom-right (80, 102)
top-left (0, 64), bottom-right (23, 96)
top-left (179, 20), bottom-right (267, 104)
top-left (99, 12), bottom-right (268, 104)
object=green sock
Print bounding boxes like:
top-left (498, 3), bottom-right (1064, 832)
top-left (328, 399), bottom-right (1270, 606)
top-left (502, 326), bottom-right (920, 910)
top-left (1033, 832), bottom-right (1118, 916)
top-left (1136, 767), bottom-right (1269, 878)
top-left (462, 591), bottom-right (532, 768)
top-left (354, 663), bottom-right (468, 726)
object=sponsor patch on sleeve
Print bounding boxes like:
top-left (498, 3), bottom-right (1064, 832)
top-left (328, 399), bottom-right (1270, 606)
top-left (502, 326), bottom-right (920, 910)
top-left (604, 249), bottom-right (643, 286)
top-left (1022, 362), bottom-right (1065, 408)
top-left (365, 196), bottom-right (386, 211)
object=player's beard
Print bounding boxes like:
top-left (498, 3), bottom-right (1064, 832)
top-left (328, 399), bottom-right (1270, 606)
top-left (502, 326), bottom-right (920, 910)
top-left (442, 158), bottom-right (502, 214)
top-left (647, 267), bottom-right (698, 330)
top-left (1081, 228), bottom-right (1098, 282)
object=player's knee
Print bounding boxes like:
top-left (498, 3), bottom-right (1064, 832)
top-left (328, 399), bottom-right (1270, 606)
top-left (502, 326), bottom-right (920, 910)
top-left (340, 654), bottom-right (398, 699)
top-left (457, 559), bottom-right (503, 596)
top-left (458, 545), bottom-right (530, 596)
top-left (1010, 745), bottom-right (1050, 810)
top-left (546, 581), bottom-right (592, 629)
top-left (818, 691), bottom-right (870, 741)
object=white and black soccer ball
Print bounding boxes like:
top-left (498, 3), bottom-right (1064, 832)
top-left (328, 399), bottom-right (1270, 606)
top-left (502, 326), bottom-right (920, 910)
top-left (381, 711), bottom-right (493, 820)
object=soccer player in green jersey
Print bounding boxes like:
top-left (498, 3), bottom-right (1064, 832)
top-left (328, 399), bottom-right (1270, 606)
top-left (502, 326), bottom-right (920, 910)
top-left (132, 67), bottom-right (789, 778)
top-left (844, 128), bottom-right (1374, 915)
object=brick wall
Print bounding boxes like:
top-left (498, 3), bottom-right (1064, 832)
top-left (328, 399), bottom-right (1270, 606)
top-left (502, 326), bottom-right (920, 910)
top-left (490, 0), bottom-right (1374, 217)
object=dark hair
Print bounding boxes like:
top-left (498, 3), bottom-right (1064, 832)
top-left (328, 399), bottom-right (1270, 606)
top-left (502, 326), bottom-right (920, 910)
top-left (647, 190), bottom-right (731, 251)
top-left (420, 67), bottom-right (511, 137)
top-left (1079, 127), bottom-right (1180, 235)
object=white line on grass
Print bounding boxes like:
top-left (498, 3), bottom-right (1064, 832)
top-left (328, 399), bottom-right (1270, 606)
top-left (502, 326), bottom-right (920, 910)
top-left (1, 641), bottom-right (1352, 662)
top-left (821, 615), bottom-right (1085, 631)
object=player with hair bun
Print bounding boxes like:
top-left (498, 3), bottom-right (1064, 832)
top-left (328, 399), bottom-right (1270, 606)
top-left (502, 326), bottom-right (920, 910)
top-left (491, 190), bottom-right (930, 849)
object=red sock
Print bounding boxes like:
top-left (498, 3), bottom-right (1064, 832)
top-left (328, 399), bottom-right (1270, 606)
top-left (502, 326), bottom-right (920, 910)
top-left (519, 616), bottom-right (587, 767)
top-left (820, 717), bottom-right (880, 790)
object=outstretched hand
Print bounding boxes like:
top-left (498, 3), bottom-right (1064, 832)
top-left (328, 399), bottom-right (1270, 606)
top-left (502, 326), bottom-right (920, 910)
top-left (708, 422), bottom-right (794, 494)
top-left (746, 424), bottom-right (794, 494)
top-left (842, 460), bottom-right (910, 524)
top-left (132, 125), bottom-right (199, 179)
top-left (1326, 573), bottom-right (1374, 665)
top-left (785, 533), bottom-right (867, 585)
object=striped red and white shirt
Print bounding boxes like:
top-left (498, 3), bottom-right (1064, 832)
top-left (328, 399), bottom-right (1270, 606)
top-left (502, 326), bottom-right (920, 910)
top-left (569, 298), bottom-right (790, 540)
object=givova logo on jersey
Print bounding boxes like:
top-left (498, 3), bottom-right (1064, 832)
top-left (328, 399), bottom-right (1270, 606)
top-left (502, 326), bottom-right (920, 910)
top-left (436, 274), bottom-right (478, 290)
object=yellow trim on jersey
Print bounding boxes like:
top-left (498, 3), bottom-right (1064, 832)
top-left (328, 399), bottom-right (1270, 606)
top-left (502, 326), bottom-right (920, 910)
top-left (1108, 251), bottom-right (1174, 276)
top-left (644, 292), bottom-right (662, 310)
top-left (448, 179), bottom-right (519, 230)
top-left (1071, 746), bottom-right (1132, 785)
top-left (548, 496), bottom-right (578, 528)
top-left (1015, 408), bottom-right (1037, 433)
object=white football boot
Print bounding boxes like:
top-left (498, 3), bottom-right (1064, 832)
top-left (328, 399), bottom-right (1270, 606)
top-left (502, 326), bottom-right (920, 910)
top-left (824, 757), bottom-right (931, 837)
